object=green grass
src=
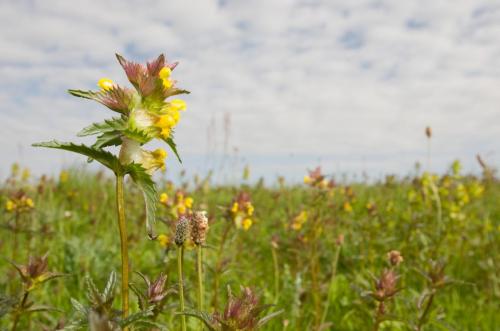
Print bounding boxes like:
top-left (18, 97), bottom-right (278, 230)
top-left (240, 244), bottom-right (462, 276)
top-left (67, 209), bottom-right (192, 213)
top-left (0, 165), bottom-right (499, 330)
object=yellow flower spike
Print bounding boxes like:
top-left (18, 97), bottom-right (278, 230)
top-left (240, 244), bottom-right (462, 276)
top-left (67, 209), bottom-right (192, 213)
top-left (231, 202), bottom-right (239, 213)
top-left (184, 197), bottom-right (193, 209)
top-left (343, 201), bottom-right (353, 213)
top-left (97, 78), bottom-right (114, 91)
top-left (242, 218), bottom-right (253, 231)
top-left (22, 168), bottom-right (30, 181)
top-left (160, 127), bottom-right (171, 138)
top-left (5, 200), bottom-right (15, 212)
top-left (304, 175), bottom-right (312, 184)
top-left (157, 234), bottom-right (170, 248)
top-left (60, 170), bottom-right (69, 183)
top-left (160, 193), bottom-right (169, 204)
top-left (169, 99), bottom-right (187, 111)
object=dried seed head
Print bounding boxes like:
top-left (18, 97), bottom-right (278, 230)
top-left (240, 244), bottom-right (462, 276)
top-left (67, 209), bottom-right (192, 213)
top-left (148, 273), bottom-right (168, 304)
top-left (191, 211), bottom-right (209, 245)
top-left (387, 250), bottom-right (403, 267)
top-left (174, 216), bottom-right (190, 246)
top-left (425, 126), bottom-right (432, 138)
top-left (374, 269), bottom-right (399, 301)
top-left (336, 234), bottom-right (345, 246)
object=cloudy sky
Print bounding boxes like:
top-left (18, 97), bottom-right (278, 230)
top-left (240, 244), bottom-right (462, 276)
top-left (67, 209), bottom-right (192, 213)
top-left (1, 0), bottom-right (499, 182)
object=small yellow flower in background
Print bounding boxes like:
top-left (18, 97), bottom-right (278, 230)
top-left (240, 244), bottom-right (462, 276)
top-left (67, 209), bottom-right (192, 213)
top-left (5, 200), bottom-right (15, 212)
top-left (246, 203), bottom-right (254, 216)
top-left (60, 170), bottom-right (69, 183)
top-left (231, 202), bottom-right (239, 214)
top-left (11, 163), bottom-right (20, 177)
top-left (303, 175), bottom-right (312, 184)
top-left (160, 192), bottom-right (169, 204)
top-left (157, 234), bottom-right (170, 248)
top-left (291, 210), bottom-right (308, 231)
top-left (25, 198), bottom-right (34, 208)
top-left (242, 218), bottom-right (253, 230)
top-left (343, 201), bottom-right (353, 213)
top-left (97, 78), bottom-right (114, 91)
top-left (177, 204), bottom-right (187, 215)
top-left (184, 197), bottom-right (194, 209)
top-left (21, 168), bottom-right (30, 181)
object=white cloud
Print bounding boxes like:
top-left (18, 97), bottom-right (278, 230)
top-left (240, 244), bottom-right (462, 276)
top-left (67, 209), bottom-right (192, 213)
top-left (1, 0), bottom-right (500, 181)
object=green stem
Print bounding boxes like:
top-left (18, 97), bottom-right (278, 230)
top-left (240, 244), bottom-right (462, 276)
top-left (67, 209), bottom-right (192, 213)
top-left (178, 245), bottom-right (187, 331)
top-left (197, 245), bottom-right (204, 330)
top-left (212, 220), bottom-right (231, 310)
top-left (11, 291), bottom-right (28, 331)
top-left (320, 243), bottom-right (342, 325)
top-left (417, 291), bottom-right (435, 331)
top-left (116, 174), bottom-right (130, 327)
top-left (271, 245), bottom-right (280, 304)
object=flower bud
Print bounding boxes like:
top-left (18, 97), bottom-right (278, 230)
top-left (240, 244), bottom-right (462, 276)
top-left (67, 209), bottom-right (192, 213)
top-left (174, 216), bottom-right (190, 246)
top-left (190, 211), bottom-right (209, 245)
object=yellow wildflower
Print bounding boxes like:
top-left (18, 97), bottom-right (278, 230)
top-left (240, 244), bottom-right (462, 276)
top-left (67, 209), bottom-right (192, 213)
top-left (59, 170), bottom-right (69, 183)
top-left (177, 204), bottom-right (187, 215)
top-left (25, 198), bottom-right (34, 208)
top-left (5, 200), bottom-right (15, 212)
top-left (184, 197), bottom-right (193, 209)
top-left (242, 218), bottom-right (253, 231)
top-left (303, 175), bottom-right (312, 184)
top-left (97, 78), bottom-right (114, 91)
top-left (231, 202), bottom-right (239, 214)
top-left (160, 193), bottom-right (169, 204)
top-left (169, 99), bottom-right (187, 111)
top-left (343, 201), bottom-right (353, 213)
top-left (246, 202), bottom-right (254, 216)
top-left (21, 168), bottom-right (30, 181)
top-left (157, 234), bottom-right (170, 247)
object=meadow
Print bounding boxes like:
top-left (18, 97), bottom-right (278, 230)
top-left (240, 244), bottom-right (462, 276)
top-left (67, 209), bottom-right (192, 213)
top-left (1, 54), bottom-right (499, 331)
top-left (1, 160), bottom-right (499, 330)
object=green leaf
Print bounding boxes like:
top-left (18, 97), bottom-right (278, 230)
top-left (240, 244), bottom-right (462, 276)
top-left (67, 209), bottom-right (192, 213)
top-left (163, 136), bottom-right (182, 163)
top-left (124, 128), bottom-right (152, 144)
top-left (32, 141), bottom-right (121, 173)
top-left (124, 163), bottom-right (158, 238)
top-left (120, 307), bottom-right (154, 327)
top-left (68, 89), bottom-right (100, 100)
top-left (70, 298), bottom-right (88, 316)
top-left (257, 309), bottom-right (284, 328)
top-left (77, 117), bottom-right (127, 137)
top-left (178, 310), bottom-right (217, 331)
top-left (92, 131), bottom-right (122, 150)
top-left (102, 271), bottom-right (117, 304)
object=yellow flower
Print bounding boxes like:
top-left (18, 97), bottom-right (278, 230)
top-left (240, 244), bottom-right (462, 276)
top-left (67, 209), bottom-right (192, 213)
top-left (169, 99), bottom-right (187, 112)
top-left (5, 200), bottom-right (15, 212)
top-left (231, 202), bottom-right (239, 213)
top-left (97, 78), bottom-right (114, 91)
top-left (242, 218), bottom-right (253, 230)
top-left (177, 204), bottom-right (187, 215)
top-left (21, 168), bottom-right (30, 181)
top-left (157, 234), bottom-right (170, 247)
top-left (59, 170), bottom-right (69, 183)
top-left (159, 67), bottom-right (173, 89)
top-left (246, 203), bottom-right (254, 216)
top-left (160, 193), bottom-right (169, 204)
top-left (155, 114), bottom-right (176, 129)
top-left (184, 197), bottom-right (194, 209)
top-left (304, 175), bottom-right (312, 184)
top-left (343, 201), bottom-right (353, 213)
top-left (25, 198), bottom-right (34, 208)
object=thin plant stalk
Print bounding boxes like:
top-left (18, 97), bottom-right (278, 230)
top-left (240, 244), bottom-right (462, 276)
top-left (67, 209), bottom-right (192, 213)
top-left (11, 291), bottom-right (29, 331)
top-left (212, 220), bottom-right (232, 309)
top-left (115, 174), bottom-right (130, 326)
top-left (196, 244), bottom-right (204, 330)
top-left (178, 245), bottom-right (187, 331)
top-left (320, 243), bottom-right (342, 325)
top-left (417, 291), bottom-right (436, 331)
top-left (271, 244), bottom-right (280, 304)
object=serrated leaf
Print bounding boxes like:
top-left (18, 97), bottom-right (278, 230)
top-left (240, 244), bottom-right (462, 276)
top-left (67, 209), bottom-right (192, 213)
top-left (162, 136), bottom-right (182, 163)
top-left (125, 163), bottom-right (158, 238)
top-left (102, 271), bottom-right (117, 304)
top-left (70, 298), bottom-right (88, 316)
top-left (25, 304), bottom-right (62, 314)
top-left (92, 132), bottom-right (122, 150)
top-left (119, 307), bottom-right (154, 327)
top-left (32, 141), bottom-right (121, 173)
top-left (78, 118), bottom-right (127, 137)
top-left (68, 87), bottom-right (135, 115)
top-left (123, 128), bottom-right (152, 144)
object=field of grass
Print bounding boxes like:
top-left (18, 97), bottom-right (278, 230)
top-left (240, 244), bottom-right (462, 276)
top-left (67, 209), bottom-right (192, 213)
top-left (1, 161), bottom-right (499, 330)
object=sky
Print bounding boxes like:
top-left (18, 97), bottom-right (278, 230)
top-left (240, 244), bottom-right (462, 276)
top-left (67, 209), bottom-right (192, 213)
top-left (1, 0), bottom-right (500, 183)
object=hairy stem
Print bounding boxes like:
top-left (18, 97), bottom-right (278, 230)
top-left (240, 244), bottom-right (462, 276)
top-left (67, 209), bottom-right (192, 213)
top-left (116, 174), bottom-right (129, 327)
top-left (197, 245), bottom-right (204, 330)
top-left (417, 291), bottom-right (435, 331)
top-left (178, 246), bottom-right (187, 331)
